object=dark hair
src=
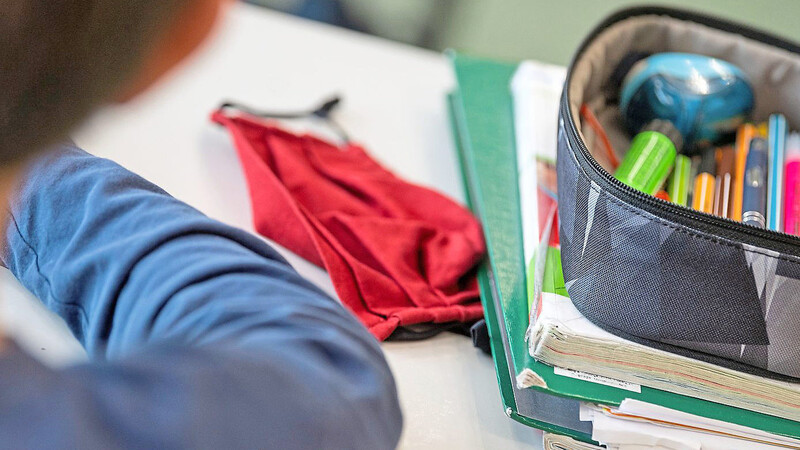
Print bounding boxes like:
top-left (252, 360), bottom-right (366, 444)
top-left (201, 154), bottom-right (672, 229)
top-left (0, 1), bottom-right (186, 163)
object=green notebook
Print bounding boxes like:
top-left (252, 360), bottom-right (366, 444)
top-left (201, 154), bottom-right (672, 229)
top-left (449, 55), bottom-right (594, 444)
top-left (448, 51), bottom-right (800, 441)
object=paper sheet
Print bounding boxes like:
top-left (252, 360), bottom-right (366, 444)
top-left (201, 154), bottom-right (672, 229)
top-left (511, 61), bottom-right (565, 265)
top-left (580, 401), bottom-right (800, 449)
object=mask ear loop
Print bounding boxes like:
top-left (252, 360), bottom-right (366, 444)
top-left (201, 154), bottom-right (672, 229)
top-left (217, 96), bottom-right (351, 143)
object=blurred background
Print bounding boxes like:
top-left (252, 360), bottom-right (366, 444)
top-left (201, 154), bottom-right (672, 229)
top-left (246, 0), bottom-right (800, 65)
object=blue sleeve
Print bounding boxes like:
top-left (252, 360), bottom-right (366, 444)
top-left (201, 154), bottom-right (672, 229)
top-left (0, 145), bottom-right (402, 449)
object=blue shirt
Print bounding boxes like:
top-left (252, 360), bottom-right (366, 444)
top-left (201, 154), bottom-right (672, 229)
top-left (0, 145), bottom-right (403, 449)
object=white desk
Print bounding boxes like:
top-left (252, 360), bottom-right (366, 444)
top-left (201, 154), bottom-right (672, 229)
top-left (2, 4), bottom-right (544, 449)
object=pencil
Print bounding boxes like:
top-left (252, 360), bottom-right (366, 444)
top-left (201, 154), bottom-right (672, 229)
top-left (714, 146), bottom-right (735, 218)
top-left (693, 147), bottom-right (717, 214)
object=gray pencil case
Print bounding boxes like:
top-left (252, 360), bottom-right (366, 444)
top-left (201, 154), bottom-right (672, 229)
top-left (557, 7), bottom-right (800, 380)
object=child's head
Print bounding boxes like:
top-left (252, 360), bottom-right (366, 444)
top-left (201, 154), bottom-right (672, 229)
top-left (0, 0), bottom-right (226, 165)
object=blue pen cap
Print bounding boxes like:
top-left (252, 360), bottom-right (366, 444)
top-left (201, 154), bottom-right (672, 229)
top-left (620, 53), bottom-right (754, 153)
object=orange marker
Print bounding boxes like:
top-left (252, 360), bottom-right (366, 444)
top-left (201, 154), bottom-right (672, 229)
top-left (692, 147), bottom-right (716, 214)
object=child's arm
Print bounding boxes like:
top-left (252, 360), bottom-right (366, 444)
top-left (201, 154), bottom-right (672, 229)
top-left (0, 145), bottom-right (402, 449)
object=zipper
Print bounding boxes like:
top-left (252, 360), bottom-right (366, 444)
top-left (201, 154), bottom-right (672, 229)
top-left (562, 6), bottom-right (800, 257)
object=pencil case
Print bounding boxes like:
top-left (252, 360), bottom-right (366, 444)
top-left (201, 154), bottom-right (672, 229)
top-left (556, 6), bottom-right (800, 381)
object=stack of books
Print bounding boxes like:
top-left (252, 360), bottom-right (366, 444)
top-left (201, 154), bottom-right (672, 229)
top-left (449, 52), bottom-right (800, 449)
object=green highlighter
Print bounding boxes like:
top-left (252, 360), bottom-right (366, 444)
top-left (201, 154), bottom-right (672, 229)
top-left (668, 155), bottom-right (692, 206)
top-left (615, 119), bottom-right (681, 195)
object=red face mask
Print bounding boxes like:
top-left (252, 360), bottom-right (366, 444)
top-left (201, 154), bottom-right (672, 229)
top-left (212, 101), bottom-right (485, 340)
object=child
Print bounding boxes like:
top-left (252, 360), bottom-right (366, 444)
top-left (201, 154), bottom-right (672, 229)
top-left (0, 1), bottom-right (402, 448)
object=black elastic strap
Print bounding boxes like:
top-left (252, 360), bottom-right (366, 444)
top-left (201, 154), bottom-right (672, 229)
top-left (217, 96), bottom-right (350, 143)
top-left (385, 321), bottom-right (478, 342)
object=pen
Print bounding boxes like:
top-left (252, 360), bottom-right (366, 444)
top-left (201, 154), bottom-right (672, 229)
top-left (784, 133), bottom-right (800, 235)
top-left (732, 124), bottom-right (761, 221)
top-left (668, 154), bottom-right (691, 206)
top-left (742, 137), bottom-right (769, 228)
top-left (692, 147), bottom-right (716, 214)
top-left (767, 114), bottom-right (787, 231)
top-left (713, 146), bottom-right (735, 218)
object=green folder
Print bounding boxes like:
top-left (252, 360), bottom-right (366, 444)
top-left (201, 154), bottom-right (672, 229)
top-left (448, 51), bottom-right (800, 441)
